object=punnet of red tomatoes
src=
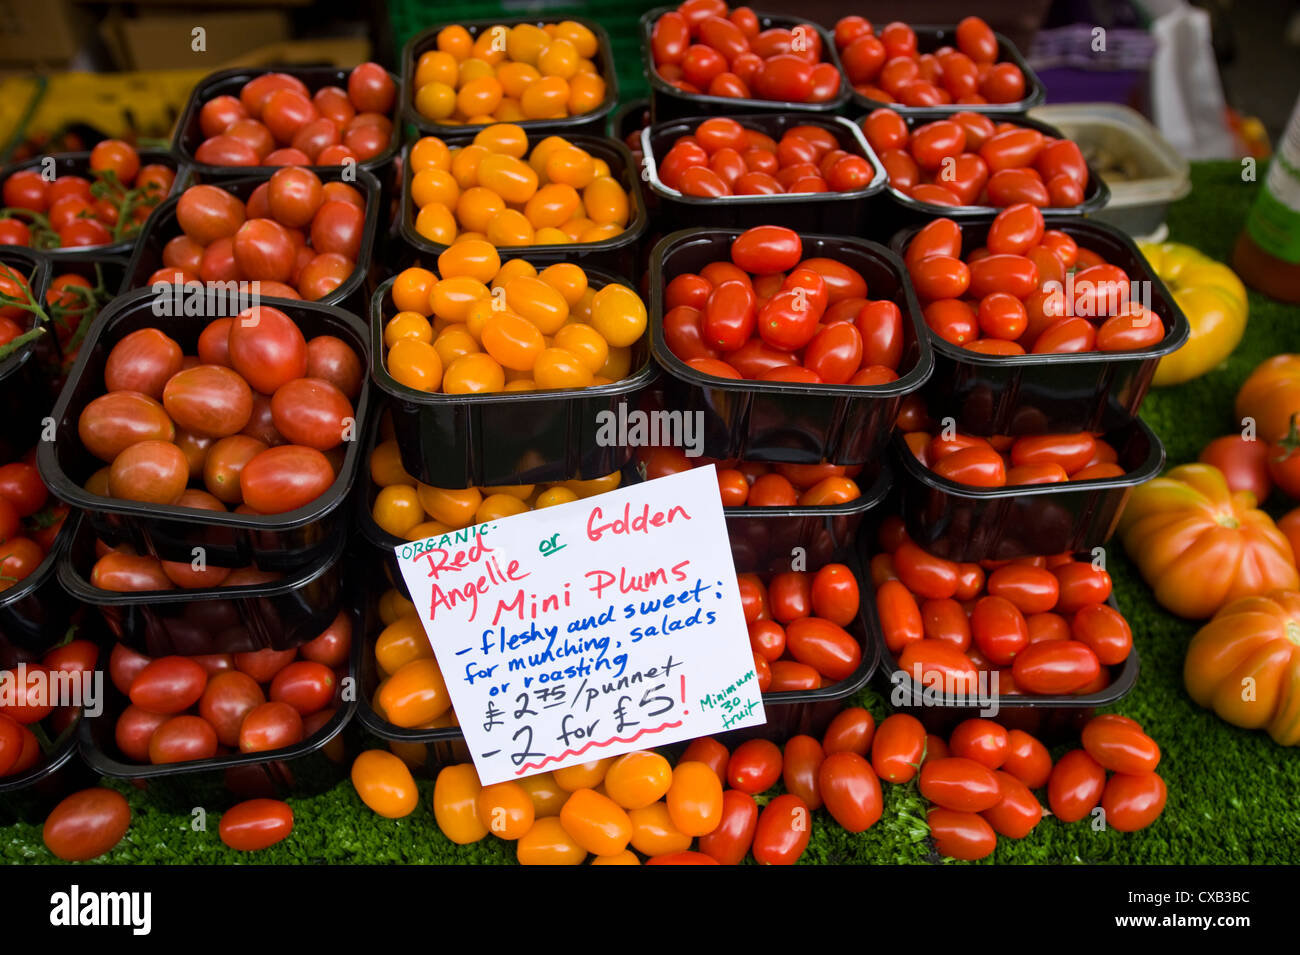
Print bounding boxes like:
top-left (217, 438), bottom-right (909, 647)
top-left (102, 612), bottom-right (350, 766)
top-left (0, 636), bottom-right (99, 782)
top-left (146, 169), bottom-right (369, 301)
top-left (0, 141), bottom-right (174, 250)
top-left (73, 303), bottom-right (363, 524)
top-left (638, 445), bottom-right (865, 507)
top-left (662, 225), bottom-right (907, 384)
top-left (652, 117), bottom-right (878, 198)
top-left (872, 516), bottom-right (1133, 697)
top-left (0, 446), bottom-right (66, 592)
top-left (873, 710), bottom-right (1165, 860)
top-left (905, 206), bottom-right (1167, 355)
top-left (862, 107), bottom-right (1091, 209)
top-left (649, 1), bottom-right (842, 103)
top-left (904, 427), bottom-right (1126, 487)
top-left (834, 16), bottom-right (1030, 107)
top-left (190, 64), bottom-right (396, 168)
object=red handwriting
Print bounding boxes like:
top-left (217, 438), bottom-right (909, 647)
top-left (586, 560), bottom-right (691, 599)
top-left (427, 557), bottom-right (529, 623)
top-left (586, 502), bottom-right (692, 542)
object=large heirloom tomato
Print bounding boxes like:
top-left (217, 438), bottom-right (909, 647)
top-left (1117, 464), bottom-right (1298, 618)
top-left (1140, 242), bottom-right (1248, 387)
top-left (1236, 354), bottom-right (1300, 443)
top-left (1184, 590), bottom-right (1300, 745)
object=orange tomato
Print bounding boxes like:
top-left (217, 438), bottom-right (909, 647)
top-left (433, 764), bottom-right (489, 844)
top-left (558, 788), bottom-right (633, 855)
top-left (666, 760), bottom-right (724, 836)
top-left (477, 781), bottom-right (535, 840)
top-left (351, 750), bottom-right (418, 818)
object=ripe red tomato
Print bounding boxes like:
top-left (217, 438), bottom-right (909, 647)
top-left (114, 705), bottom-right (168, 762)
top-left (871, 713), bottom-right (926, 783)
top-left (103, 329), bottom-right (184, 400)
top-left (1100, 771), bottom-right (1166, 831)
top-left (199, 671), bottom-right (265, 747)
top-left (781, 734), bottom-right (825, 810)
top-left (239, 444), bottom-right (335, 514)
top-left (818, 751), bottom-right (882, 832)
top-left (697, 789), bottom-right (757, 864)
top-left (1081, 716), bottom-right (1160, 774)
top-left (982, 771), bottom-right (1043, 838)
top-left (1198, 435), bottom-right (1272, 502)
top-left (876, 579), bottom-right (924, 654)
top-left (1071, 603), bottom-right (1132, 665)
top-left (731, 225), bottom-right (801, 274)
top-left (752, 793), bottom-right (811, 865)
top-left (129, 657), bottom-right (208, 714)
top-left (785, 617), bottom-right (861, 681)
top-left (149, 714), bottom-right (219, 764)
top-left (821, 706), bottom-right (875, 756)
top-left (1051, 561), bottom-right (1112, 614)
top-left (947, 719), bottom-right (1008, 770)
top-left (928, 807), bottom-right (996, 860)
top-left (163, 364), bottom-right (254, 438)
top-left (1011, 640), bottom-right (1101, 694)
top-left (1047, 748), bottom-right (1106, 822)
top-left (1001, 729), bottom-right (1052, 788)
top-left (808, 563), bottom-right (860, 626)
top-left (679, 736), bottom-right (729, 782)
top-left (919, 756), bottom-right (1002, 812)
top-left (227, 305), bottom-right (308, 395)
top-left (767, 571), bottom-right (812, 623)
top-left (219, 798), bottom-right (294, 851)
top-left (986, 565), bottom-right (1060, 615)
top-left (233, 647), bottom-right (297, 683)
top-left (726, 738), bottom-right (782, 794)
top-left (42, 788), bottom-right (131, 861)
top-left (238, 700), bottom-right (304, 753)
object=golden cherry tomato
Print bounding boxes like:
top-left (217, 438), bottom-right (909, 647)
top-left (385, 311), bottom-right (434, 348)
top-left (412, 168), bottom-right (461, 209)
top-left (568, 72), bottom-right (606, 114)
top-left (482, 311), bottom-right (546, 371)
top-left (415, 203), bottom-right (457, 245)
top-left (415, 82), bottom-right (457, 120)
top-left (598, 345), bottom-right (632, 380)
top-left (476, 493), bottom-right (529, 522)
top-left (590, 284), bottom-right (648, 348)
top-left (443, 353), bottom-right (507, 393)
top-left (374, 614), bottom-right (433, 677)
top-left (438, 238), bottom-right (501, 284)
top-left (433, 326), bottom-right (481, 368)
top-left (451, 144), bottom-right (490, 188)
top-left (521, 76), bottom-right (570, 118)
top-left (378, 588), bottom-right (417, 626)
top-left (505, 276), bottom-right (569, 332)
top-left (579, 223), bottom-right (622, 243)
top-left (477, 153), bottom-right (539, 204)
top-left (457, 76), bottom-right (502, 117)
top-left (538, 262), bottom-right (588, 305)
top-left (410, 137), bottom-right (451, 174)
top-left (416, 50), bottom-right (459, 87)
top-left (584, 176), bottom-right (629, 225)
top-left (538, 38), bottom-right (580, 79)
top-left (370, 438), bottom-right (414, 487)
top-left (372, 485), bottom-right (424, 538)
top-left (387, 339), bottom-right (443, 392)
top-left (417, 484), bottom-right (481, 528)
top-left (472, 27), bottom-right (508, 65)
top-left (458, 57), bottom-right (495, 87)
top-left (555, 20), bottom-right (597, 57)
top-left (497, 62), bottom-right (540, 99)
top-left (474, 122), bottom-right (529, 158)
top-left (429, 275), bottom-right (490, 321)
top-left (524, 183), bottom-right (581, 229)
top-left (455, 186), bottom-right (506, 233)
top-left (433, 763), bottom-right (489, 844)
top-left (534, 486), bottom-right (578, 508)
top-left (627, 801), bottom-right (693, 856)
top-left (406, 520), bottom-right (451, 541)
top-left (558, 788), bottom-right (633, 856)
top-left (378, 658), bottom-right (450, 728)
top-left (437, 24), bottom-right (473, 59)
top-left (492, 258), bottom-right (537, 288)
top-left (528, 135), bottom-right (570, 175)
top-left (392, 267), bottom-right (438, 314)
top-left (463, 298), bottom-right (498, 341)
top-left (534, 347), bottom-right (594, 390)
top-left (553, 757), bottom-right (612, 791)
top-left (564, 472), bottom-right (621, 497)
top-left (603, 751), bottom-right (673, 810)
top-left (591, 849), bottom-right (640, 865)
top-left (506, 23), bottom-right (549, 65)
top-left (486, 209), bottom-right (536, 246)
top-left (560, 217), bottom-right (594, 240)
top-left (554, 323), bottom-right (609, 374)
top-left (544, 145), bottom-right (597, 189)
top-left (666, 761), bottom-right (724, 836)
top-left (351, 750), bottom-right (418, 818)
top-left (519, 772), bottom-right (567, 817)
top-left (516, 816), bottom-right (586, 865)
top-left (477, 782), bottom-right (535, 840)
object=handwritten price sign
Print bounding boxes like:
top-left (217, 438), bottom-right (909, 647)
top-left (394, 467), bottom-right (765, 785)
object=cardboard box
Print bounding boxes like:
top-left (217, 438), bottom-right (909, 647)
top-left (100, 9), bottom-right (290, 71)
top-left (0, 0), bottom-right (86, 66)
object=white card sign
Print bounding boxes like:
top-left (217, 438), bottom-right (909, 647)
top-left (393, 466), bottom-right (765, 785)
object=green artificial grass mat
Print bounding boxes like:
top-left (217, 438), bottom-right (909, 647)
top-left (4, 161), bottom-right (1299, 865)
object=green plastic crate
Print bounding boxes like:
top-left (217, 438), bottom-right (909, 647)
top-left (388, 0), bottom-right (658, 100)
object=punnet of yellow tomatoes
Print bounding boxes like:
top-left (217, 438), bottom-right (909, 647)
top-left (406, 123), bottom-right (638, 250)
top-left (377, 251), bottom-right (647, 395)
top-left (408, 21), bottom-right (613, 129)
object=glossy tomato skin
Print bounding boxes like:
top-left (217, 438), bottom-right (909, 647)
top-left (726, 738), bottom-right (783, 794)
top-left (785, 617), bottom-right (861, 681)
top-left (781, 734), bottom-right (825, 810)
top-left (697, 789), bottom-right (758, 864)
top-left (818, 751), bottom-right (882, 832)
top-left (822, 706), bottom-right (875, 755)
top-left (947, 718), bottom-right (1008, 770)
top-left (731, 225), bottom-right (801, 274)
top-left (1081, 717), bottom-right (1160, 774)
top-left (982, 771), bottom-right (1043, 839)
top-left (42, 788), bottom-right (131, 861)
top-left (919, 756), bottom-right (1002, 812)
top-left (1011, 640), bottom-right (1101, 694)
top-left (928, 807), bottom-right (996, 860)
top-left (1047, 748), bottom-right (1106, 822)
top-left (1001, 729), bottom-right (1052, 788)
top-left (752, 793), bottom-right (811, 865)
top-left (219, 798), bottom-right (294, 851)
top-left (871, 712), bottom-right (926, 783)
top-left (129, 656), bottom-right (208, 714)
top-left (1100, 771), bottom-right (1166, 831)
